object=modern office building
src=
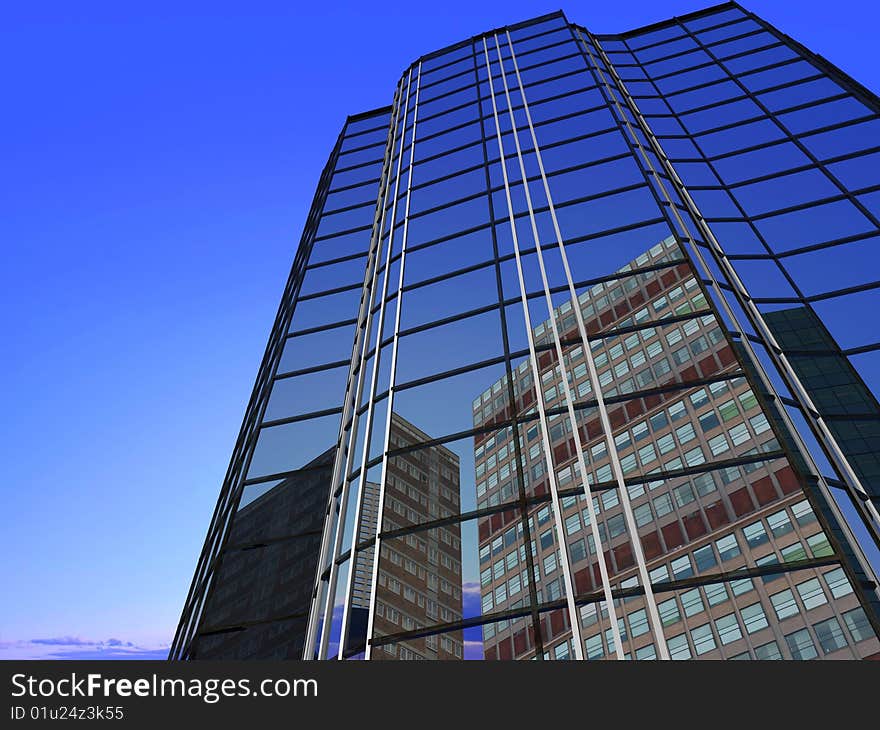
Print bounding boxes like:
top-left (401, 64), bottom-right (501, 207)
top-left (171, 2), bottom-right (880, 660)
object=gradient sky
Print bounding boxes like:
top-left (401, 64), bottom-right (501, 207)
top-left (2, 0), bottom-right (879, 660)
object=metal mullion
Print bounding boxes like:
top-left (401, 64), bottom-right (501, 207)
top-left (574, 449), bottom-right (788, 495)
top-left (326, 174), bottom-right (386, 197)
top-left (699, 22), bottom-right (768, 49)
top-left (379, 497), bottom-right (550, 542)
top-left (399, 259), bottom-right (497, 295)
top-left (480, 36), bottom-right (555, 653)
top-left (361, 62), bottom-right (423, 661)
top-left (565, 256), bottom-right (688, 297)
top-left (404, 187), bottom-right (485, 224)
top-left (558, 215), bottom-right (669, 248)
top-left (418, 49), bottom-right (475, 84)
top-left (845, 341), bottom-right (880, 357)
top-left (704, 110), bottom-right (877, 161)
top-left (409, 160), bottom-right (485, 192)
top-left (413, 97), bottom-right (475, 129)
top-left (333, 106), bottom-right (411, 659)
top-left (382, 218), bottom-right (491, 254)
top-left (751, 279), bottom-right (880, 306)
top-left (395, 304), bottom-right (502, 343)
top-left (388, 185), bottom-right (658, 260)
top-left (537, 150), bottom-right (633, 181)
top-left (608, 2), bottom-right (736, 45)
top-left (726, 229), bottom-right (880, 261)
top-left (199, 607), bottom-right (312, 637)
top-left (275, 358), bottom-right (351, 381)
top-left (306, 248), bottom-right (372, 271)
top-left (703, 189), bottom-right (868, 223)
top-left (260, 406), bottom-right (343, 430)
top-left (522, 90), bottom-right (610, 124)
top-left (321, 196), bottom-right (384, 219)
top-left (509, 182), bottom-right (649, 216)
top-left (313, 223), bottom-right (372, 244)
top-left (316, 78), bottom-right (412, 661)
top-left (290, 318), bottom-right (356, 338)
top-left (428, 81), bottom-right (605, 150)
top-left (821, 144), bottom-right (880, 168)
top-left (650, 45), bottom-right (794, 85)
top-left (175, 571), bottom-right (215, 659)
top-left (664, 68), bottom-right (798, 101)
top-left (712, 37), bottom-right (787, 64)
top-left (409, 126), bottom-right (478, 162)
top-left (179, 285), bottom-right (301, 650)
top-left (483, 46), bottom-right (585, 83)
top-left (241, 464), bottom-right (337, 488)
top-left (733, 52), bottom-right (811, 83)
top-left (338, 134), bottom-right (390, 157)
top-left (486, 34), bottom-right (594, 661)
top-left (515, 36), bottom-right (583, 66)
top-left (522, 28), bottom-right (670, 660)
top-left (305, 85), bottom-right (408, 659)
top-left (613, 23), bottom-right (880, 631)
top-left (590, 307), bottom-right (715, 341)
top-left (643, 54), bottom-right (718, 81)
top-left (530, 122), bottom-right (622, 150)
top-left (687, 160), bottom-right (824, 190)
top-left (675, 90), bottom-right (754, 117)
top-left (418, 65), bottom-right (473, 95)
top-left (624, 30), bottom-right (694, 55)
top-left (598, 370), bottom-right (747, 413)
top-left (494, 76), bottom-right (601, 110)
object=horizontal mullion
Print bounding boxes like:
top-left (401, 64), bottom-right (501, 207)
top-left (259, 405), bottom-right (343, 430)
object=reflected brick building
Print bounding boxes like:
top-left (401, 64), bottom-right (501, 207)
top-left (474, 238), bottom-right (879, 659)
top-left (367, 414), bottom-right (464, 660)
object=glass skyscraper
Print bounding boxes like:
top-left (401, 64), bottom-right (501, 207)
top-left (170, 2), bottom-right (880, 661)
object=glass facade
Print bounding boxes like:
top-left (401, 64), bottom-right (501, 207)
top-left (171, 2), bottom-right (880, 661)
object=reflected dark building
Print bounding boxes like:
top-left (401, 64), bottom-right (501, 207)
top-left (172, 3), bottom-right (880, 660)
top-left (189, 448), bottom-right (335, 659)
top-left (765, 307), bottom-right (880, 502)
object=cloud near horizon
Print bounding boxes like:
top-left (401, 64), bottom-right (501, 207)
top-left (1, 636), bottom-right (170, 661)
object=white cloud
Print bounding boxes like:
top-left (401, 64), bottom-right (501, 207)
top-left (0, 636), bottom-right (170, 660)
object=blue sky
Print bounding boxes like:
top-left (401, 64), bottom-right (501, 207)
top-left (2, 0), bottom-right (878, 660)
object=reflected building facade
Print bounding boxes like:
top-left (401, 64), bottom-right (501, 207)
top-left (189, 448), bottom-right (335, 659)
top-left (172, 3), bottom-right (880, 660)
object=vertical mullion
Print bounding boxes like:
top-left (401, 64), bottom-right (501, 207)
top-left (505, 29), bottom-right (671, 660)
top-left (308, 83), bottom-right (409, 660)
top-left (484, 35), bottom-right (593, 660)
top-left (470, 40), bottom-right (547, 657)
top-left (362, 63), bottom-right (423, 660)
top-left (334, 77), bottom-right (415, 661)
